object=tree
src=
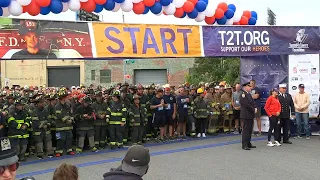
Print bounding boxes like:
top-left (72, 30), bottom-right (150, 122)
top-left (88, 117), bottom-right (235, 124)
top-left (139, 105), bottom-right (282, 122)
top-left (186, 57), bottom-right (240, 85)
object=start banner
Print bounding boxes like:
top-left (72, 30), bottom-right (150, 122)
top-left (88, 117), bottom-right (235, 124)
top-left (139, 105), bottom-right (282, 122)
top-left (1, 17), bottom-right (320, 59)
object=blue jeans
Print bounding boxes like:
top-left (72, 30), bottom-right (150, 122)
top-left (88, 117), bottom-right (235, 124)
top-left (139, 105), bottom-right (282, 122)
top-left (295, 112), bottom-right (311, 137)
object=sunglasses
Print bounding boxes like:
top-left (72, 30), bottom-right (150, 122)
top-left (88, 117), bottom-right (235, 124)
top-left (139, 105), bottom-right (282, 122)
top-left (0, 162), bottom-right (19, 175)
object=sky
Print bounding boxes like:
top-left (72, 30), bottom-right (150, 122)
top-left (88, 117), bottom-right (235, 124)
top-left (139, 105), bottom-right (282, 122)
top-left (9, 0), bottom-right (320, 26)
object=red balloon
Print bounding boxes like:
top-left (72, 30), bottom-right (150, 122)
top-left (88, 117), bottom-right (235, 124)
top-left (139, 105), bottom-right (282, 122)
top-left (36, 0), bottom-right (50, 7)
top-left (23, 6), bottom-right (28, 13)
top-left (205, 16), bottom-right (215, 25)
top-left (174, 7), bottom-right (184, 18)
top-left (239, 16), bottom-right (249, 25)
top-left (217, 2), bottom-right (228, 12)
top-left (133, 2), bottom-right (145, 15)
top-left (144, 0), bottom-right (155, 7)
top-left (183, 1), bottom-right (194, 13)
top-left (25, 0), bottom-right (40, 16)
top-left (215, 8), bottom-right (224, 19)
top-left (188, 0), bottom-right (198, 5)
top-left (81, 0), bottom-right (96, 13)
top-left (95, 0), bottom-right (107, 5)
top-left (243, 10), bottom-right (251, 19)
top-left (233, 22), bottom-right (240, 25)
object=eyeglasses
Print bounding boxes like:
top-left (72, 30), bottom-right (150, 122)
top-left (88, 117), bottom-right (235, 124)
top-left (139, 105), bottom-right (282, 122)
top-left (0, 162), bottom-right (19, 175)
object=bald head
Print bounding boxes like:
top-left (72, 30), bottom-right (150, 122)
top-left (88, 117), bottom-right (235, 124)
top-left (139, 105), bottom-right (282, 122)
top-left (235, 84), bottom-right (241, 91)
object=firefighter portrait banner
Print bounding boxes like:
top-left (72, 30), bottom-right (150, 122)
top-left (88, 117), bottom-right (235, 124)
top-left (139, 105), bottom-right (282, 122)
top-left (0, 18), bottom-right (93, 59)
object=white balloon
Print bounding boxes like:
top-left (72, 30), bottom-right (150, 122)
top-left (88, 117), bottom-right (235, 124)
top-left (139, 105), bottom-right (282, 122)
top-left (112, 3), bottom-right (121, 12)
top-left (121, 0), bottom-right (133, 12)
top-left (79, 0), bottom-right (88, 2)
top-left (205, 5), bottom-right (216, 17)
top-left (132, 0), bottom-right (141, 3)
top-left (173, 0), bottom-right (185, 8)
top-left (8, 1), bottom-right (23, 16)
top-left (195, 12), bottom-right (205, 22)
top-left (233, 12), bottom-right (242, 22)
top-left (62, 2), bottom-right (69, 12)
top-left (225, 18), bottom-right (234, 25)
top-left (68, 0), bottom-right (81, 11)
top-left (17, 0), bottom-right (31, 6)
top-left (163, 3), bottom-right (175, 15)
top-left (2, 8), bottom-right (10, 17)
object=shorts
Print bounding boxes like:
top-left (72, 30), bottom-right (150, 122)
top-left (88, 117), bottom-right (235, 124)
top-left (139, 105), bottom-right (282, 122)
top-left (178, 113), bottom-right (188, 123)
top-left (153, 114), bottom-right (166, 128)
top-left (166, 116), bottom-right (175, 126)
top-left (255, 107), bottom-right (261, 118)
top-left (233, 110), bottom-right (240, 120)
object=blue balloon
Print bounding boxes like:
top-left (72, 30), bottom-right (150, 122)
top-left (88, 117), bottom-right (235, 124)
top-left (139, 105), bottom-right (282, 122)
top-left (114, 0), bottom-right (125, 3)
top-left (187, 9), bottom-right (198, 19)
top-left (217, 16), bottom-right (227, 25)
top-left (224, 9), bottom-right (234, 19)
top-left (0, 0), bottom-right (10, 7)
top-left (94, 4), bottom-right (104, 13)
top-left (50, 0), bottom-right (63, 14)
top-left (61, 0), bottom-right (70, 2)
top-left (195, 1), bottom-right (207, 12)
top-left (181, 12), bottom-right (186, 18)
top-left (0, 8), bottom-right (3, 16)
top-left (104, 0), bottom-right (115, 11)
top-left (199, 0), bottom-right (208, 4)
top-left (160, 0), bottom-right (171, 6)
top-left (251, 11), bottom-right (258, 20)
top-left (143, 6), bottom-right (149, 14)
top-left (150, 2), bottom-right (162, 14)
top-left (228, 4), bottom-right (236, 12)
top-left (40, 7), bottom-right (51, 15)
top-left (248, 17), bottom-right (257, 25)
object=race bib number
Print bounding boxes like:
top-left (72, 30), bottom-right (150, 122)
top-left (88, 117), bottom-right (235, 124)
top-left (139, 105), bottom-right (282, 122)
top-left (56, 132), bottom-right (61, 140)
top-left (158, 106), bottom-right (163, 111)
top-left (235, 100), bottom-right (240, 106)
top-left (166, 104), bottom-right (171, 110)
top-left (183, 104), bottom-right (188, 108)
top-left (224, 104), bottom-right (230, 110)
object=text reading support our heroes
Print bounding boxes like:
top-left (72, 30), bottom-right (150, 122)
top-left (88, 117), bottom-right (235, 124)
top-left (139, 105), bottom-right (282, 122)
top-left (93, 24), bottom-right (202, 58)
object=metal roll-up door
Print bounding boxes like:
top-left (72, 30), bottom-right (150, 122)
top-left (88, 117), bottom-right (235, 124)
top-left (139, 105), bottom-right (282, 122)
top-left (48, 67), bottom-right (80, 88)
top-left (134, 69), bottom-right (167, 85)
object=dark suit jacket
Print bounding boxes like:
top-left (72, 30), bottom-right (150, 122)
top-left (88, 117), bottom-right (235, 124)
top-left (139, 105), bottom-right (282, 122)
top-left (240, 91), bottom-right (255, 120)
top-left (278, 93), bottom-right (295, 119)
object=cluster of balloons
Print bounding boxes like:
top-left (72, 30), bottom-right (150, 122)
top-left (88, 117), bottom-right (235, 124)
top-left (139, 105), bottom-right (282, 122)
top-left (0, 0), bottom-right (258, 25)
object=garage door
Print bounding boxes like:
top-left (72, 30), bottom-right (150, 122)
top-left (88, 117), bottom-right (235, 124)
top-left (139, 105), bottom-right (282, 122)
top-left (48, 67), bottom-right (80, 88)
top-left (134, 69), bottom-right (167, 85)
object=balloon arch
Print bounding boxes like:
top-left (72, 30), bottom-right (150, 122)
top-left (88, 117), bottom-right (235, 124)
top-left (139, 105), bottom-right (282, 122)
top-left (0, 0), bottom-right (258, 25)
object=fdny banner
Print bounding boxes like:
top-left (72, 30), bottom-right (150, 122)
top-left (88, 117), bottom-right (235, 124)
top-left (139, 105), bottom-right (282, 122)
top-left (202, 26), bottom-right (320, 57)
top-left (240, 55), bottom-right (289, 111)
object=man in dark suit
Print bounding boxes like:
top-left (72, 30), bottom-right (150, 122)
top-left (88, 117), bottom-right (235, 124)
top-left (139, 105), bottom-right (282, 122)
top-left (239, 82), bottom-right (256, 150)
top-left (277, 84), bottom-right (295, 144)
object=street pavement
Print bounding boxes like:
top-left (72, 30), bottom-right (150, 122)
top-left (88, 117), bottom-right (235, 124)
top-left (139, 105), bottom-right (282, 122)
top-left (17, 134), bottom-right (320, 180)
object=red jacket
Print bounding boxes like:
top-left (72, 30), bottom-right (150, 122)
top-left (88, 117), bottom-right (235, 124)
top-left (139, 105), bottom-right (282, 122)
top-left (264, 96), bottom-right (281, 117)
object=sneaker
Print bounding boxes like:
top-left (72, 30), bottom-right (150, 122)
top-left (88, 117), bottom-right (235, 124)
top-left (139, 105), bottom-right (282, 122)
top-left (297, 136), bottom-right (302, 138)
top-left (274, 141), bottom-right (281, 146)
top-left (202, 133), bottom-right (206, 138)
top-left (267, 141), bottom-right (275, 147)
top-left (197, 133), bottom-right (201, 138)
top-left (256, 132), bottom-right (262, 136)
top-left (47, 154), bottom-right (54, 158)
top-left (233, 131), bottom-right (239, 135)
top-left (37, 155), bottom-right (43, 159)
top-left (306, 136), bottom-right (310, 140)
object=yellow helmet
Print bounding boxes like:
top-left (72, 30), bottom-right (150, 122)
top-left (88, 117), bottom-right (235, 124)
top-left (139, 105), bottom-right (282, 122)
top-left (197, 88), bottom-right (204, 94)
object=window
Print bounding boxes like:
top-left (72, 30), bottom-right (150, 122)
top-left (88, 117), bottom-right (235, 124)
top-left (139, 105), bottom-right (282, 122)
top-left (100, 69), bottom-right (111, 83)
top-left (91, 70), bottom-right (95, 81)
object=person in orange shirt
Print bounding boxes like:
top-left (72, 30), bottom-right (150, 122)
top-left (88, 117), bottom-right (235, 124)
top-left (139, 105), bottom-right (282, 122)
top-left (264, 88), bottom-right (281, 147)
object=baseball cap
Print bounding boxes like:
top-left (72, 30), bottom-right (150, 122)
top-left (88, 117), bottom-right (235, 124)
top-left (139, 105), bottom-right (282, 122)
top-left (0, 137), bottom-right (18, 166)
top-left (122, 145), bottom-right (150, 176)
top-left (279, 84), bottom-right (287, 88)
top-left (298, 84), bottom-right (305, 88)
top-left (71, 86), bottom-right (76, 89)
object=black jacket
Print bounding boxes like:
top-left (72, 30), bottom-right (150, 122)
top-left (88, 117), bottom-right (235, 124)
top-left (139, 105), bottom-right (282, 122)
top-left (103, 167), bottom-right (143, 180)
top-left (239, 91), bottom-right (255, 120)
top-left (278, 93), bottom-right (295, 119)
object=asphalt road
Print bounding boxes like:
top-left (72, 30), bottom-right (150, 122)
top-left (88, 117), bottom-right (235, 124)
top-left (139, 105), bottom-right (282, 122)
top-left (17, 134), bottom-right (320, 180)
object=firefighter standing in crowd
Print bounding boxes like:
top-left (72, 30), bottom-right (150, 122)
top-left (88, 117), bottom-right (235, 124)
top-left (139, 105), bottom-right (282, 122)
top-left (220, 85), bottom-right (233, 132)
top-left (207, 86), bottom-right (221, 134)
top-left (186, 87), bottom-right (196, 137)
top-left (146, 85), bottom-right (155, 139)
top-left (74, 96), bottom-right (98, 153)
top-left (194, 88), bottom-right (210, 138)
top-left (129, 95), bottom-right (147, 145)
top-left (7, 98), bottom-right (30, 161)
top-left (91, 91), bottom-right (109, 149)
top-left (29, 96), bottom-right (54, 159)
top-left (136, 85), bottom-right (149, 142)
top-left (55, 89), bottom-right (75, 157)
top-left (108, 90), bottom-right (127, 149)
top-left (120, 87), bottom-right (131, 145)
top-left (45, 93), bottom-right (58, 148)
